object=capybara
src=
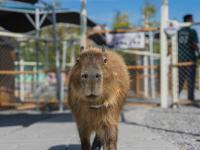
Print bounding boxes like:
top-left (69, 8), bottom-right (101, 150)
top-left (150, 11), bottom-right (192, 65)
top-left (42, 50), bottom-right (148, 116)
top-left (68, 47), bottom-right (130, 150)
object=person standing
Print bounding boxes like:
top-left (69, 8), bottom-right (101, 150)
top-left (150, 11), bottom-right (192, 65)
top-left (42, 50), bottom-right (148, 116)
top-left (178, 14), bottom-right (199, 101)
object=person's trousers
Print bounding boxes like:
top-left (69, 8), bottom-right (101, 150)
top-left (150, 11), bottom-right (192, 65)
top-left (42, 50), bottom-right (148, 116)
top-left (179, 64), bottom-right (196, 101)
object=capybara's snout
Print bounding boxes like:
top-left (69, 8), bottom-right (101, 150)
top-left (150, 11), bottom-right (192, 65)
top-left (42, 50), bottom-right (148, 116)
top-left (81, 66), bottom-right (103, 98)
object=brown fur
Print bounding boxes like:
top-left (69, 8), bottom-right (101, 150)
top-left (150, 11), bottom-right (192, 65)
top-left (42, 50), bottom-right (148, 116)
top-left (68, 47), bottom-right (130, 150)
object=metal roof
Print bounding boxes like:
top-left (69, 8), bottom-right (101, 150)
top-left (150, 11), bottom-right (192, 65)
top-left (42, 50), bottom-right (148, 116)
top-left (0, 0), bottom-right (97, 33)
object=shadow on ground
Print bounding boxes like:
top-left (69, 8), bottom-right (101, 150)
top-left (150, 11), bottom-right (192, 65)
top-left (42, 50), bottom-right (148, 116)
top-left (0, 111), bottom-right (74, 127)
top-left (67, 144), bottom-right (80, 150)
top-left (48, 144), bottom-right (80, 150)
top-left (48, 145), bottom-right (67, 150)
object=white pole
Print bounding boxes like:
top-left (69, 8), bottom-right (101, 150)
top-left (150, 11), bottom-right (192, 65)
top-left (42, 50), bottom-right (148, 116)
top-left (149, 32), bottom-right (156, 98)
top-left (44, 42), bottom-right (49, 70)
top-left (80, 0), bottom-right (87, 47)
top-left (199, 67), bottom-right (200, 90)
top-left (35, 8), bottom-right (40, 88)
top-left (49, 0), bottom-right (62, 111)
top-left (60, 41), bottom-right (68, 112)
top-left (19, 59), bottom-right (25, 102)
top-left (143, 55), bottom-right (149, 97)
top-left (172, 33), bottom-right (179, 104)
top-left (70, 41), bottom-right (75, 65)
top-left (144, 15), bottom-right (149, 98)
top-left (35, 8), bottom-right (40, 111)
top-left (160, 0), bottom-right (169, 108)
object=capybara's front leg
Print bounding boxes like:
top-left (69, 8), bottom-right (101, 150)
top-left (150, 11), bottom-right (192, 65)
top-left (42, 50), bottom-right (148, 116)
top-left (103, 125), bottom-right (118, 150)
top-left (78, 127), bottom-right (91, 150)
top-left (92, 134), bottom-right (103, 150)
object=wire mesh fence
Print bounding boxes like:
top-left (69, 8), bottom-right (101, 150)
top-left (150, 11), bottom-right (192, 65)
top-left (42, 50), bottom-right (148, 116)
top-left (0, 32), bottom-right (80, 110)
top-left (169, 23), bottom-right (200, 104)
top-left (0, 36), bottom-right (52, 106)
top-left (0, 24), bottom-right (176, 109)
top-left (124, 50), bottom-right (160, 100)
top-left (0, 37), bottom-right (16, 105)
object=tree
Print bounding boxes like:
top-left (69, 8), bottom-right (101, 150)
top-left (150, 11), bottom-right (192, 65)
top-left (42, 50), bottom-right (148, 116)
top-left (20, 24), bottom-right (80, 70)
top-left (143, 2), bottom-right (156, 27)
top-left (112, 11), bottom-right (131, 30)
top-left (39, 24), bottom-right (80, 70)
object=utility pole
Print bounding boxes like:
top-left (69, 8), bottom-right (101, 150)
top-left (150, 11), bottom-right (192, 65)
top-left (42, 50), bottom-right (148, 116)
top-left (35, 7), bottom-right (40, 110)
top-left (51, 0), bottom-right (62, 111)
top-left (160, 0), bottom-right (169, 108)
top-left (80, 0), bottom-right (87, 47)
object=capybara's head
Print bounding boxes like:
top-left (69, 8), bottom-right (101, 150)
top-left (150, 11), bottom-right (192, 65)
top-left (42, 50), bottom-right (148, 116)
top-left (75, 47), bottom-right (107, 100)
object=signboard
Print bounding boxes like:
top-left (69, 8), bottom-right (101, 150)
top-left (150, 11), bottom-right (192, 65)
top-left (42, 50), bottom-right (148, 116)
top-left (165, 20), bottom-right (180, 36)
top-left (106, 32), bottom-right (145, 49)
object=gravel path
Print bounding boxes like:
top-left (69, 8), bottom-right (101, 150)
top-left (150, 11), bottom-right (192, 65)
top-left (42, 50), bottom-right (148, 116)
top-left (142, 106), bottom-right (200, 150)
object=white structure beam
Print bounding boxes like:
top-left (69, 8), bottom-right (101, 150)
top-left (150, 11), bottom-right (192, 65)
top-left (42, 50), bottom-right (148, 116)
top-left (80, 0), bottom-right (87, 47)
top-left (160, 0), bottom-right (169, 108)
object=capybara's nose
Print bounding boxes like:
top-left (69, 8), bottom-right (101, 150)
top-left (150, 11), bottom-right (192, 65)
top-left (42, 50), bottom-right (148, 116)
top-left (81, 72), bottom-right (102, 81)
top-left (81, 73), bottom-right (88, 79)
top-left (95, 73), bottom-right (101, 80)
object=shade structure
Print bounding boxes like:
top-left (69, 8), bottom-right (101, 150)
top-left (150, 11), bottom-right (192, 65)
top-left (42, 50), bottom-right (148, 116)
top-left (0, 1), bottom-right (97, 33)
top-left (0, 11), bottom-right (97, 33)
top-left (14, 0), bottom-right (38, 4)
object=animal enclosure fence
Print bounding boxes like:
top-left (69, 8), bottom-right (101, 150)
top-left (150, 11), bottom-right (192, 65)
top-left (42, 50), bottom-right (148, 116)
top-left (0, 33), bottom-right (53, 107)
top-left (2, 26), bottom-right (200, 110)
top-left (168, 22), bottom-right (200, 105)
top-left (0, 31), bottom-right (80, 110)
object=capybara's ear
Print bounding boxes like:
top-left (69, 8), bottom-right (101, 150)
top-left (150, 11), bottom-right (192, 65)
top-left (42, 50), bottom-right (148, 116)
top-left (102, 45), bottom-right (106, 52)
top-left (103, 56), bottom-right (107, 64)
top-left (80, 46), bottom-right (84, 52)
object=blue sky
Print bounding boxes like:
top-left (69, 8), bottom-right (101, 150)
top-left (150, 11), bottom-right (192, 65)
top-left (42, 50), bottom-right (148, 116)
top-left (44, 0), bottom-right (200, 30)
